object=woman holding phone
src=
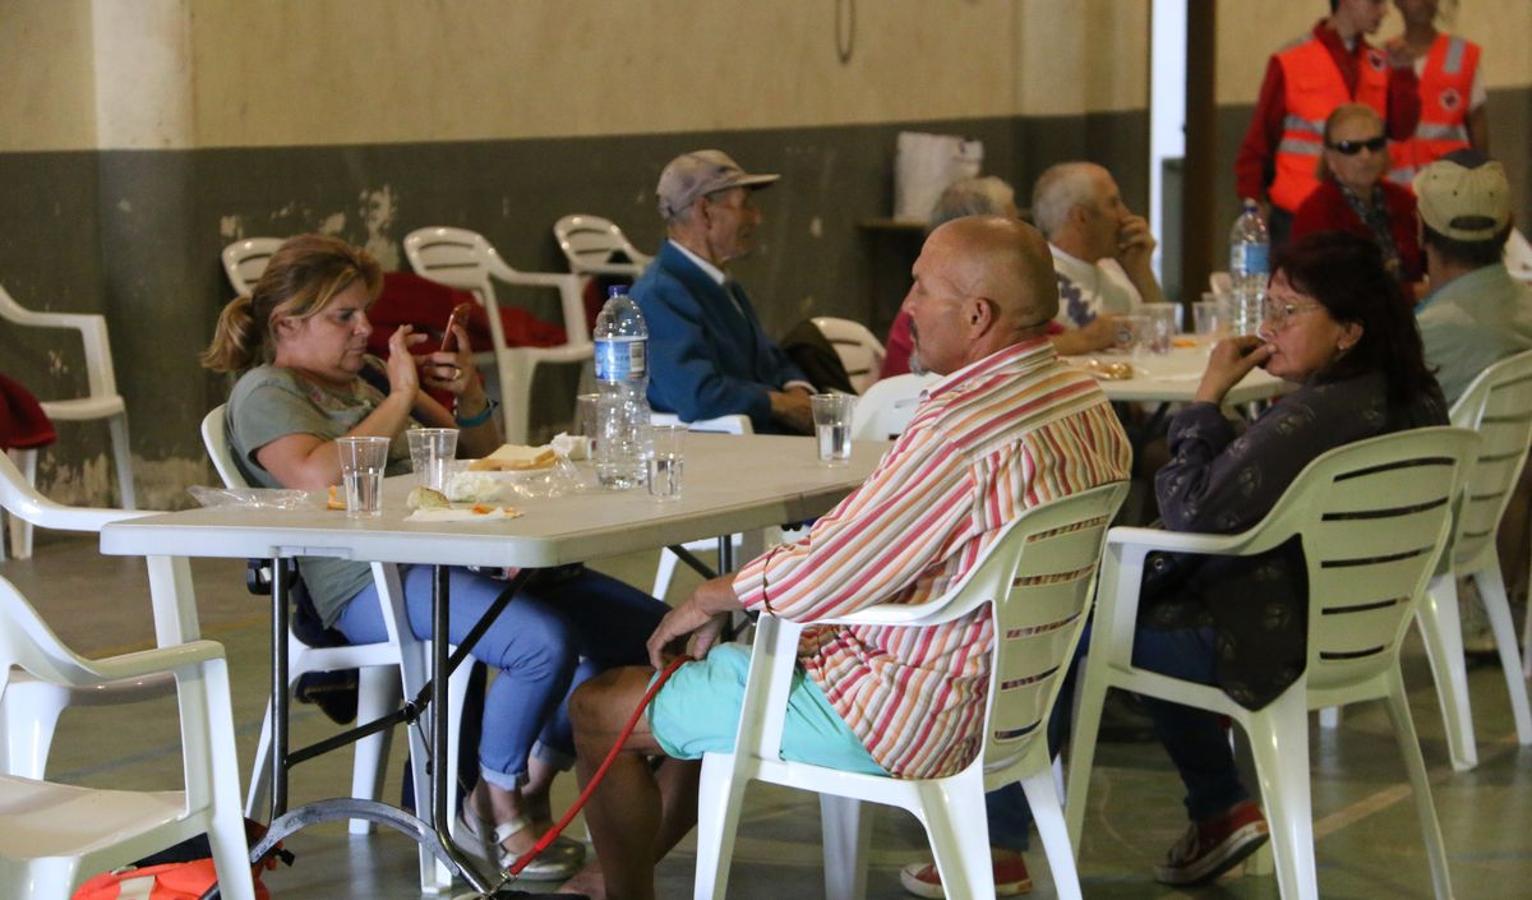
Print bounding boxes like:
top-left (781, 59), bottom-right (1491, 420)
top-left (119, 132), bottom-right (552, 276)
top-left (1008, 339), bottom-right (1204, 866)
top-left (201, 234), bottom-right (666, 878)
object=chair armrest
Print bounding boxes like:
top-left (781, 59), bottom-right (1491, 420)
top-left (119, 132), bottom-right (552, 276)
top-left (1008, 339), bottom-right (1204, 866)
top-left (49, 640), bottom-right (226, 690)
top-left (0, 307), bottom-right (118, 398)
top-left (578, 262), bottom-right (645, 277)
top-left (1, 453), bottom-right (150, 532)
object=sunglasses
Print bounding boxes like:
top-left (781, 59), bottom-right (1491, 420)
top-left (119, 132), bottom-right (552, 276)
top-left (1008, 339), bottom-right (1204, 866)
top-left (1326, 135), bottom-right (1387, 155)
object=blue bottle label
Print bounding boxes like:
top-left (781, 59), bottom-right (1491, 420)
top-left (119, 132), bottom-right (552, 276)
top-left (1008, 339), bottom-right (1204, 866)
top-left (1237, 243), bottom-right (1269, 275)
top-left (595, 337), bottom-right (646, 382)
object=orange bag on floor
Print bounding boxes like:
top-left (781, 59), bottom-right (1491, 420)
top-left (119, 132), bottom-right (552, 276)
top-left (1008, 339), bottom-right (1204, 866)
top-left (73, 859), bottom-right (272, 899)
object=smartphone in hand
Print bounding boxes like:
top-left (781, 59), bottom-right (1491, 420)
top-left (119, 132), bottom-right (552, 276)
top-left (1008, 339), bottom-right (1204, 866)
top-left (440, 302), bottom-right (475, 353)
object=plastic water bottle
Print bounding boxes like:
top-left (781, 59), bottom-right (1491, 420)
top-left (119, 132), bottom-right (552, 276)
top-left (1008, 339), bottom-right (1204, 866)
top-left (593, 285), bottom-right (650, 489)
top-left (1228, 199), bottom-right (1270, 337)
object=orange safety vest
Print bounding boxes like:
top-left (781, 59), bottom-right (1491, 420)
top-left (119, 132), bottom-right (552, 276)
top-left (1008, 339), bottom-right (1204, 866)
top-left (1270, 36), bottom-right (1389, 213)
top-left (1388, 34), bottom-right (1479, 185)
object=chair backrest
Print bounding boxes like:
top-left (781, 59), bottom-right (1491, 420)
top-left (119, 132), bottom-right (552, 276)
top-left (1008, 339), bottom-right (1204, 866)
top-left (221, 238), bottom-right (284, 297)
top-left (0, 575), bottom-right (98, 699)
top-left (1251, 427), bottom-right (1478, 694)
top-left (931, 482), bottom-right (1130, 773)
top-left (810, 317), bottom-right (886, 395)
top-left (201, 404), bottom-right (251, 490)
top-left (1446, 349), bottom-right (1532, 569)
top-left (1505, 227), bottom-right (1532, 282)
top-left (850, 373), bottom-right (937, 441)
top-left (1208, 271), bottom-right (1233, 298)
top-left (553, 214), bottom-right (651, 277)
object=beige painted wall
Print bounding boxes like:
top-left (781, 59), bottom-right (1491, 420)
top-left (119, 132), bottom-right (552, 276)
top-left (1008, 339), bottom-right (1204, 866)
top-left (2, 0), bottom-right (1153, 152)
top-left (0, 0), bottom-right (98, 151)
top-left (1217, 0), bottom-right (1532, 105)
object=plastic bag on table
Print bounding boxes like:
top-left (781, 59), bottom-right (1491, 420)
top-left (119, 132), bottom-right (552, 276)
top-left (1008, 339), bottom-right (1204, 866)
top-left (188, 485), bottom-right (312, 510)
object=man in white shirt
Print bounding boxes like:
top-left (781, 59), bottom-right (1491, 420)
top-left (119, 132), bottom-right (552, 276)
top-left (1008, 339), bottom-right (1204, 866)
top-left (1030, 162), bottom-right (1167, 355)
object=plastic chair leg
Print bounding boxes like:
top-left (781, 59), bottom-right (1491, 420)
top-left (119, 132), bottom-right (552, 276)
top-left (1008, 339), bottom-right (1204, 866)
top-left (0, 680), bottom-right (67, 778)
top-left (1383, 668), bottom-right (1454, 899)
top-left (8, 448), bottom-right (37, 559)
top-left (1317, 706), bottom-right (1342, 729)
top-left (819, 794), bottom-right (871, 900)
top-left (1063, 655), bottom-right (1111, 849)
top-left (245, 698), bottom-right (277, 818)
top-left (1472, 563), bottom-right (1532, 745)
top-left (1417, 574), bottom-right (1479, 770)
top-left (200, 661), bottom-right (259, 900)
top-left (108, 412), bottom-right (136, 510)
top-left (348, 667), bottom-right (400, 834)
top-left (652, 548), bottom-right (681, 599)
top-left (692, 754), bottom-right (750, 900)
top-left (1244, 689), bottom-right (1320, 900)
top-left (1022, 769), bottom-right (1084, 900)
top-left (916, 773), bottom-right (993, 900)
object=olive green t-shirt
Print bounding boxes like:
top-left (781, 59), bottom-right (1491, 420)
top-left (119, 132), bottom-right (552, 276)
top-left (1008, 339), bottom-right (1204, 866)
top-left (226, 363), bottom-right (411, 627)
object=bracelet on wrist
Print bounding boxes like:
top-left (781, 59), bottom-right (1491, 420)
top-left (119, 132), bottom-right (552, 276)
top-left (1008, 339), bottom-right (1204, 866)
top-left (455, 398), bottom-right (499, 428)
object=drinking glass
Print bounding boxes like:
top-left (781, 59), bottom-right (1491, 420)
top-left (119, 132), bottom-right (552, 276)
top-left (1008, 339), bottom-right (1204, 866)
top-left (1194, 295), bottom-right (1229, 340)
top-left (645, 424), bottom-right (687, 501)
top-left (811, 394), bottom-right (856, 466)
top-left (337, 436), bottom-right (390, 518)
top-left (407, 428), bottom-right (458, 492)
top-left (1141, 303), bottom-right (1177, 355)
top-left (1115, 314), bottom-right (1151, 355)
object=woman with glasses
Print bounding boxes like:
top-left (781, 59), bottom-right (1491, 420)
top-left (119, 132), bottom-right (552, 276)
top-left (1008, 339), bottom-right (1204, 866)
top-left (1121, 231), bottom-right (1447, 886)
top-left (1291, 103), bottom-right (1424, 285)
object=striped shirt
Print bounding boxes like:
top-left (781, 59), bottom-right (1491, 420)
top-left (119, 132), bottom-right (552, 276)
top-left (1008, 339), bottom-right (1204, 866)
top-left (733, 337), bottom-right (1131, 778)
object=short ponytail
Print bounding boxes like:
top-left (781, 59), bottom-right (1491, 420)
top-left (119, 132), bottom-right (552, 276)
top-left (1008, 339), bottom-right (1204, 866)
top-left (200, 295), bottom-right (260, 373)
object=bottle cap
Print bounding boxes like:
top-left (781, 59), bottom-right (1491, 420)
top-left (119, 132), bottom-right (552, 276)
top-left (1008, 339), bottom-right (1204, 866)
top-left (608, 285), bottom-right (628, 299)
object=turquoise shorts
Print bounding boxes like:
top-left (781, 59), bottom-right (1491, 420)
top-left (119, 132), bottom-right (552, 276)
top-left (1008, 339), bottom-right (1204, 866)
top-left (647, 643), bottom-right (887, 776)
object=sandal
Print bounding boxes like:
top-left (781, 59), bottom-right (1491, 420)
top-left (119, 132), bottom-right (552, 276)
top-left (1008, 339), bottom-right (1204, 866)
top-left (455, 806), bottom-right (585, 881)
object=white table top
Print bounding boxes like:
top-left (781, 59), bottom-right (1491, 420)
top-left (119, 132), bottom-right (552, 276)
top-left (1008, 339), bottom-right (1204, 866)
top-left (1067, 342), bottom-right (1290, 406)
top-left (101, 434), bottom-right (884, 569)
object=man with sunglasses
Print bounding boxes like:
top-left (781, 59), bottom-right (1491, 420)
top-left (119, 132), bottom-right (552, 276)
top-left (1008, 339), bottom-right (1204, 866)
top-left (1235, 0), bottom-right (1420, 249)
top-left (633, 149), bottom-right (817, 434)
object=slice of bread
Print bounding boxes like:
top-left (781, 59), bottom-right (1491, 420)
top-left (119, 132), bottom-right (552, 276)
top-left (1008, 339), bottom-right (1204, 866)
top-left (467, 443), bottom-right (558, 472)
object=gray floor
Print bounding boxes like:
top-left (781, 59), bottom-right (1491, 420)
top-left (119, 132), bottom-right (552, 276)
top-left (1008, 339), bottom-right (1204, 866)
top-left (7, 532), bottom-right (1531, 898)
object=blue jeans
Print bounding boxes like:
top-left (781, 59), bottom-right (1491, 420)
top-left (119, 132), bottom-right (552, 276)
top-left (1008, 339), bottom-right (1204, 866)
top-left (335, 564), bottom-right (666, 790)
top-left (985, 623), bottom-right (1249, 850)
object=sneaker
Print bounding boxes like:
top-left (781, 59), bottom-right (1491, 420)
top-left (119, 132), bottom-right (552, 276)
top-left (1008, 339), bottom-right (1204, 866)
top-left (1154, 800), bottom-right (1269, 886)
top-left (899, 852), bottom-right (1032, 897)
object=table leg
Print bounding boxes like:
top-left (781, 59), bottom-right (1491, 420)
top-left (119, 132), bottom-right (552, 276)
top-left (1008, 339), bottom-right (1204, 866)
top-left (270, 556), bottom-right (290, 820)
top-left (718, 534), bottom-right (735, 572)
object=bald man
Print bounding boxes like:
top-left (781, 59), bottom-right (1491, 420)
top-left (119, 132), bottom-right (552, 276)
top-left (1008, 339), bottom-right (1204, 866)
top-left (566, 217), bottom-right (1132, 900)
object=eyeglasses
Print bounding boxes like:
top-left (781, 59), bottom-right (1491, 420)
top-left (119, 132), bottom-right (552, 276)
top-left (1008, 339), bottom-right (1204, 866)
top-left (1326, 135), bottom-right (1387, 155)
top-left (1261, 300), bottom-right (1324, 328)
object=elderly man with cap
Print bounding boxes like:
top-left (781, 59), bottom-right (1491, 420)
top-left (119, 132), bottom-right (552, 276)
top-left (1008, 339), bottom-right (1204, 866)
top-left (566, 216), bottom-right (1132, 900)
top-left (631, 149), bottom-right (815, 434)
top-left (1414, 150), bottom-right (1532, 405)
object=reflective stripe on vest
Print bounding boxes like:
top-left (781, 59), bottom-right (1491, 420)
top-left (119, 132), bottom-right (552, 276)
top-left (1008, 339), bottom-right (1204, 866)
top-left (1388, 34), bottom-right (1479, 185)
top-left (1271, 36), bottom-right (1388, 212)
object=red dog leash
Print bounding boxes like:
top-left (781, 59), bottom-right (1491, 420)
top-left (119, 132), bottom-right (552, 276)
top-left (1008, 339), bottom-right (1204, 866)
top-left (504, 655), bottom-right (690, 879)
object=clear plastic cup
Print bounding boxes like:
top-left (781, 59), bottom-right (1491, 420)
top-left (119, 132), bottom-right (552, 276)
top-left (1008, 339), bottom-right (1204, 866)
top-left (1194, 295), bottom-right (1229, 339)
top-left (811, 394), bottom-right (856, 466)
top-left (645, 424), bottom-right (687, 501)
top-left (1141, 303), bottom-right (1178, 354)
top-left (337, 436), bottom-right (390, 518)
top-left (407, 428), bottom-right (458, 492)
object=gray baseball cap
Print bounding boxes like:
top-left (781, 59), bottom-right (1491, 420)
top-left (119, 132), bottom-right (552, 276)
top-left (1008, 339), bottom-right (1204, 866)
top-left (656, 149), bottom-right (779, 220)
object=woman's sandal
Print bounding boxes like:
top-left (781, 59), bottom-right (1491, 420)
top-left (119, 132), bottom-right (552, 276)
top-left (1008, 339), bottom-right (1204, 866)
top-left (456, 806), bottom-right (586, 880)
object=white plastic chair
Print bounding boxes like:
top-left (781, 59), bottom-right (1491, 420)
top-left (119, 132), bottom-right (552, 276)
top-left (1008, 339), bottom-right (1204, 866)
top-left (221, 238), bottom-right (285, 297)
top-left (1504, 227), bottom-right (1532, 283)
top-left (552, 214), bottom-right (652, 283)
top-left (0, 283), bottom-right (135, 560)
top-left (1065, 427), bottom-right (1478, 900)
top-left (811, 317), bottom-right (886, 395)
top-left (0, 576), bottom-right (256, 900)
top-left (693, 481), bottom-right (1129, 900)
top-left (1208, 271), bottom-right (1233, 298)
top-left (1412, 350), bottom-right (1532, 771)
top-left (849, 373), bottom-right (938, 442)
top-left (201, 406), bottom-right (467, 891)
top-left (404, 226), bottom-right (593, 445)
top-left (0, 451), bottom-right (184, 780)
top-left (648, 412), bottom-right (756, 598)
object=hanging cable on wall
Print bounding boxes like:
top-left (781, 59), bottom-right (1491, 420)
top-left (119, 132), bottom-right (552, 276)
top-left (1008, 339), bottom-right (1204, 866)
top-left (835, 0), bottom-right (856, 64)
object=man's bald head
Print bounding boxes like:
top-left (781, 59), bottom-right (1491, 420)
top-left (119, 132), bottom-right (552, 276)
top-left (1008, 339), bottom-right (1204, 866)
top-left (927, 215), bottom-right (1059, 328)
top-left (902, 216), bottom-right (1059, 374)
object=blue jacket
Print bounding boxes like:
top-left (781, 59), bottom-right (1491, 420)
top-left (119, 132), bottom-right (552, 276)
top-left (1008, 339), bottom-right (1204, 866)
top-left (632, 241), bottom-right (808, 433)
